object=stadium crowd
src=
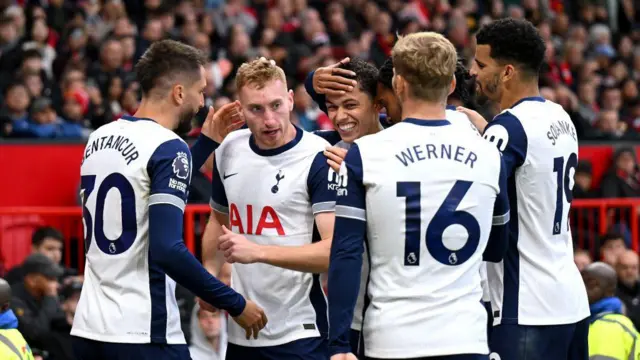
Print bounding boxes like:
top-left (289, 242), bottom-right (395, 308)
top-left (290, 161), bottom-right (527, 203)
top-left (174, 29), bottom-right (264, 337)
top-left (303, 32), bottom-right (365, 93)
top-left (0, 0), bottom-right (639, 359)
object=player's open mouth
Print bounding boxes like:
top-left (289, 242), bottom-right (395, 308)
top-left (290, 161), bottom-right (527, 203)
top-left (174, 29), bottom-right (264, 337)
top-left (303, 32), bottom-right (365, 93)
top-left (263, 129), bottom-right (280, 137)
top-left (337, 122), bottom-right (357, 133)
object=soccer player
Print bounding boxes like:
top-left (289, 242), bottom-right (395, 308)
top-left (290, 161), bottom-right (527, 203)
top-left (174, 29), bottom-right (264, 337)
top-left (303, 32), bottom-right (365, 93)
top-left (328, 32), bottom-right (510, 360)
top-left (460, 18), bottom-right (590, 360)
top-left (72, 40), bottom-right (266, 360)
top-left (201, 58), bottom-right (336, 359)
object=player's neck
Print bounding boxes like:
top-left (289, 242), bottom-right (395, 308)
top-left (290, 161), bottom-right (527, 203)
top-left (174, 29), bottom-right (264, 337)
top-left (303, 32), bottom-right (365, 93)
top-left (400, 97), bottom-right (447, 121)
top-left (134, 98), bottom-right (179, 130)
top-left (499, 81), bottom-right (541, 111)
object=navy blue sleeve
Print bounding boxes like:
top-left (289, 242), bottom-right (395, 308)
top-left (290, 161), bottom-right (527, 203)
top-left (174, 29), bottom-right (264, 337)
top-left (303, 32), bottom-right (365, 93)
top-left (209, 153), bottom-right (229, 214)
top-left (190, 133), bottom-right (219, 171)
top-left (328, 144), bottom-right (367, 357)
top-left (304, 70), bottom-right (329, 114)
top-left (147, 140), bottom-right (245, 316)
top-left (483, 111), bottom-right (528, 176)
top-left (307, 151), bottom-right (337, 214)
top-left (483, 155), bottom-right (510, 262)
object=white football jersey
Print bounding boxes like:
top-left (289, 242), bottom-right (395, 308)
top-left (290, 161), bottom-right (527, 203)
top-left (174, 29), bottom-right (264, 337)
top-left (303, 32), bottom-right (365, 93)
top-left (72, 116), bottom-right (191, 344)
top-left (210, 126), bottom-right (335, 347)
top-left (483, 97), bottom-right (590, 326)
top-left (446, 107), bottom-right (482, 136)
top-left (329, 118), bottom-right (508, 359)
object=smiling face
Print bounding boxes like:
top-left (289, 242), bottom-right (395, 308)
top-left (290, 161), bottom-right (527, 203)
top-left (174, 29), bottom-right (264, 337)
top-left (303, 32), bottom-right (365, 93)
top-left (326, 85), bottom-right (379, 143)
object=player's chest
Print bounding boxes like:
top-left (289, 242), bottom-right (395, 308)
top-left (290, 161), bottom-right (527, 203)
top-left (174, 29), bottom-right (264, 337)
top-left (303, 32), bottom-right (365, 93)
top-left (222, 157), bottom-right (311, 209)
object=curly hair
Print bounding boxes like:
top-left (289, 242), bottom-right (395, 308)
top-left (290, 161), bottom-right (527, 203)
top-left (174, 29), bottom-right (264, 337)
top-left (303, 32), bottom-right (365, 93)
top-left (475, 18), bottom-right (546, 78)
top-left (451, 59), bottom-right (477, 108)
top-left (377, 57), bottom-right (394, 90)
top-left (338, 58), bottom-right (379, 99)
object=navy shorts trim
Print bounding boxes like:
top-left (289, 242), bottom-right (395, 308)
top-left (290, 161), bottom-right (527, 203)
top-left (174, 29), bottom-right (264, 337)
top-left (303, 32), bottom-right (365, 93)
top-left (225, 336), bottom-right (327, 360)
top-left (489, 318), bottom-right (589, 360)
top-left (71, 336), bottom-right (191, 360)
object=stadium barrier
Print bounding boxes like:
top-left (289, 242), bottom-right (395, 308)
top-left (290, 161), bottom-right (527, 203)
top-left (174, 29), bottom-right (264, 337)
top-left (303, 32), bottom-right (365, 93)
top-left (0, 200), bottom-right (638, 272)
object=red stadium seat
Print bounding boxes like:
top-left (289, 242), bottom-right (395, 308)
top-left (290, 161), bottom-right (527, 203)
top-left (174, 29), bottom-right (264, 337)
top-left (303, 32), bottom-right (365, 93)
top-left (0, 215), bottom-right (43, 270)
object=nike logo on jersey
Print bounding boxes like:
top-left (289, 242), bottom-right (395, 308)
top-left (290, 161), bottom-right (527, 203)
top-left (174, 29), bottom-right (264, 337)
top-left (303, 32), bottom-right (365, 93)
top-left (223, 172), bottom-right (238, 179)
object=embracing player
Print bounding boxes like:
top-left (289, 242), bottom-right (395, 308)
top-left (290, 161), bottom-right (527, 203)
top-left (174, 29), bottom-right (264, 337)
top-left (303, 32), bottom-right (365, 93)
top-left (201, 58), bottom-right (336, 359)
top-left (72, 40), bottom-right (266, 360)
top-left (328, 32), bottom-right (509, 360)
top-left (460, 18), bottom-right (590, 360)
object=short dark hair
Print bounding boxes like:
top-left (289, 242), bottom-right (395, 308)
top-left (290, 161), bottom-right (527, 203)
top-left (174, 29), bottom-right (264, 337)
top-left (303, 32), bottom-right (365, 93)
top-left (339, 58), bottom-right (379, 98)
top-left (475, 18), bottom-right (546, 78)
top-left (21, 49), bottom-right (43, 62)
top-left (134, 39), bottom-right (208, 97)
top-left (600, 232), bottom-right (625, 248)
top-left (451, 59), bottom-right (476, 108)
top-left (32, 226), bottom-right (64, 247)
top-left (3, 81), bottom-right (27, 97)
top-left (377, 58), bottom-right (393, 90)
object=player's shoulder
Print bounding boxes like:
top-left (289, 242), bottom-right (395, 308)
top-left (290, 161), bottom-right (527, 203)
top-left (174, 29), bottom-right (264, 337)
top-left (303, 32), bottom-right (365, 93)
top-left (446, 109), bottom-right (482, 136)
top-left (301, 128), bottom-right (332, 150)
top-left (217, 128), bottom-right (252, 153)
top-left (312, 129), bottom-right (342, 146)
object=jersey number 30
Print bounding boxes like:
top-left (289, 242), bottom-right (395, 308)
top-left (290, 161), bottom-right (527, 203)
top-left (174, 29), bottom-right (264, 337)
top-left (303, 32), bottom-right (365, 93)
top-left (81, 174), bottom-right (138, 255)
top-left (397, 180), bottom-right (480, 267)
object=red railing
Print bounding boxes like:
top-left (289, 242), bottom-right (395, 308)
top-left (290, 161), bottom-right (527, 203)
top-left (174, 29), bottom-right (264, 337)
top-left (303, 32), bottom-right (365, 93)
top-left (0, 199), bottom-right (638, 272)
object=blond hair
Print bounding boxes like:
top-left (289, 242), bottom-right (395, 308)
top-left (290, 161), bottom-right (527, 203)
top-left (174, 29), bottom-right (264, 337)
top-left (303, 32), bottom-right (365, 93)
top-left (235, 58), bottom-right (287, 90)
top-left (392, 32), bottom-right (457, 102)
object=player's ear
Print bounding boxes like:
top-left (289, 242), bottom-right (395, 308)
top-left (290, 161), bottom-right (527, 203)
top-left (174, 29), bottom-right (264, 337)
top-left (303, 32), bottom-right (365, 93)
top-left (288, 89), bottom-right (294, 112)
top-left (448, 75), bottom-right (456, 97)
top-left (172, 84), bottom-right (185, 105)
top-left (502, 64), bottom-right (515, 83)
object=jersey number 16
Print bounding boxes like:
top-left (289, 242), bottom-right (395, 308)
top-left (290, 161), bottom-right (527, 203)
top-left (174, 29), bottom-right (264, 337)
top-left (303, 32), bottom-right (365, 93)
top-left (397, 180), bottom-right (481, 267)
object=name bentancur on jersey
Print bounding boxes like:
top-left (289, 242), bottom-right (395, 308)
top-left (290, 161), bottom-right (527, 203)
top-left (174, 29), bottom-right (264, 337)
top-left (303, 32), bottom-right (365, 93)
top-left (82, 135), bottom-right (140, 165)
top-left (395, 143), bottom-right (478, 169)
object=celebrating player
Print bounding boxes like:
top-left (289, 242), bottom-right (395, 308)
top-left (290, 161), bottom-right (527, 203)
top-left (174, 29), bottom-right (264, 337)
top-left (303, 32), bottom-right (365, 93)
top-left (201, 58), bottom-right (336, 359)
top-left (460, 18), bottom-right (590, 360)
top-left (72, 40), bottom-right (266, 360)
top-left (328, 32), bottom-right (510, 360)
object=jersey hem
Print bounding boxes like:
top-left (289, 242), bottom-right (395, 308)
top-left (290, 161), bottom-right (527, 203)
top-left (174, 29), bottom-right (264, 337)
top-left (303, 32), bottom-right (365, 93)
top-left (70, 329), bottom-right (187, 345)
top-left (494, 313), bottom-right (590, 326)
top-left (227, 330), bottom-right (321, 348)
top-left (365, 344), bottom-right (488, 358)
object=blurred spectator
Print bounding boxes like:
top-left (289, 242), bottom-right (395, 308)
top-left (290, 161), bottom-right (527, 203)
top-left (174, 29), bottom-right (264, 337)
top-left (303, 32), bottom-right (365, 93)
top-left (616, 250), bottom-right (640, 330)
top-left (46, 280), bottom-right (82, 360)
top-left (599, 232), bottom-right (627, 266)
top-left (189, 303), bottom-right (227, 360)
top-left (5, 226), bottom-right (78, 286)
top-left (12, 97), bottom-right (88, 139)
top-left (10, 253), bottom-right (65, 353)
top-left (0, 277), bottom-right (35, 360)
top-left (600, 147), bottom-right (640, 199)
top-left (584, 262), bottom-right (640, 360)
top-left (574, 160), bottom-right (597, 199)
top-left (574, 248), bottom-right (592, 272)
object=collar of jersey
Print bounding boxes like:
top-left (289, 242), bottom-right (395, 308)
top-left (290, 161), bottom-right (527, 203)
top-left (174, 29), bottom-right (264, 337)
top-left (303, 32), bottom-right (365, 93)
top-left (403, 118), bottom-right (451, 127)
top-left (120, 115), bottom-right (156, 122)
top-left (249, 125), bottom-right (303, 156)
top-left (511, 96), bottom-right (546, 108)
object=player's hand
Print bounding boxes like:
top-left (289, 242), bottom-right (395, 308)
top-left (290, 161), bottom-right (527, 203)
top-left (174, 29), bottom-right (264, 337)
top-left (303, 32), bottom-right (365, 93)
top-left (324, 146), bottom-right (348, 173)
top-left (313, 58), bottom-right (357, 96)
top-left (232, 299), bottom-right (268, 340)
top-left (457, 107), bottom-right (488, 134)
top-left (201, 103), bottom-right (245, 143)
top-left (218, 225), bottom-right (264, 264)
top-left (330, 353), bottom-right (358, 360)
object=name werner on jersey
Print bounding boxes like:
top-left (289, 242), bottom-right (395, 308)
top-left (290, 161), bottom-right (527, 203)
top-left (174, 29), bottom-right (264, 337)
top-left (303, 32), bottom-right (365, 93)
top-left (83, 135), bottom-right (140, 165)
top-left (547, 118), bottom-right (577, 146)
top-left (395, 143), bottom-right (478, 169)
